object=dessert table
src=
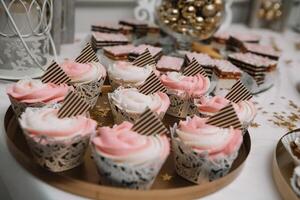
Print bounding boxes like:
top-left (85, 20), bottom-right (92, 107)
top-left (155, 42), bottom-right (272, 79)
top-left (0, 25), bottom-right (300, 200)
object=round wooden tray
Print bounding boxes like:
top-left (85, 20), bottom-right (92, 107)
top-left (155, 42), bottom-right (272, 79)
top-left (4, 88), bottom-right (251, 200)
top-left (273, 130), bottom-right (300, 200)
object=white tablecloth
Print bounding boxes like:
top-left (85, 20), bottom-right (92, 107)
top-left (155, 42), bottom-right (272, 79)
top-left (1, 26), bottom-right (300, 200)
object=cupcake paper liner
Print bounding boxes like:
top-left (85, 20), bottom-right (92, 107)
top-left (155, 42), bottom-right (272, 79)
top-left (74, 77), bottom-right (105, 108)
top-left (291, 166), bottom-right (300, 197)
top-left (108, 76), bottom-right (142, 91)
top-left (108, 93), bottom-right (166, 124)
top-left (9, 95), bottom-right (50, 118)
top-left (166, 93), bottom-right (198, 118)
top-left (91, 144), bottom-right (165, 189)
top-left (281, 131), bottom-right (300, 166)
top-left (22, 129), bottom-right (91, 172)
top-left (170, 124), bottom-right (241, 184)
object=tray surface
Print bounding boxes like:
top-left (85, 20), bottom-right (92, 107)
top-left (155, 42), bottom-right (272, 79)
top-left (4, 87), bottom-right (251, 200)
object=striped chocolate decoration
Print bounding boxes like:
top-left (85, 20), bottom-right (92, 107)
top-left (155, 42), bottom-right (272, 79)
top-left (225, 80), bottom-right (253, 103)
top-left (132, 48), bottom-right (156, 67)
top-left (183, 58), bottom-right (207, 77)
top-left (58, 91), bottom-right (91, 118)
top-left (132, 108), bottom-right (168, 136)
top-left (138, 71), bottom-right (167, 95)
top-left (75, 43), bottom-right (99, 63)
top-left (41, 61), bottom-right (71, 84)
top-left (206, 104), bottom-right (242, 129)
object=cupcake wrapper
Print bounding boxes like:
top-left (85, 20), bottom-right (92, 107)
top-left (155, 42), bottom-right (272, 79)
top-left (108, 94), bottom-right (166, 124)
top-left (91, 145), bottom-right (164, 189)
top-left (281, 131), bottom-right (300, 165)
top-left (170, 125), bottom-right (240, 184)
top-left (291, 167), bottom-right (300, 197)
top-left (74, 77), bottom-right (105, 108)
top-left (108, 77), bottom-right (142, 91)
top-left (22, 129), bottom-right (91, 172)
top-left (166, 94), bottom-right (198, 118)
top-left (9, 96), bottom-right (49, 118)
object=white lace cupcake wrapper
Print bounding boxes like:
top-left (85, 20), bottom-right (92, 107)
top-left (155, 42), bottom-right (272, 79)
top-left (91, 145), bottom-right (165, 190)
top-left (22, 129), bottom-right (92, 172)
top-left (170, 125), bottom-right (240, 184)
top-left (291, 167), bottom-right (300, 197)
top-left (108, 94), bottom-right (165, 124)
top-left (108, 77), bottom-right (142, 91)
top-left (74, 78), bottom-right (105, 108)
top-left (281, 131), bottom-right (300, 166)
top-left (9, 96), bottom-right (49, 118)
top-left (166, 93), bottom-right (198, 118)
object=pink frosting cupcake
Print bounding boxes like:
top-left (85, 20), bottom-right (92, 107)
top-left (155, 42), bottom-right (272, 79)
top-left (195, 96), bottom-right (257, 128)
top-left (91, 121), bottom-right (170, 189)
top-left (61, 61), bottom-right (107, 106)
top-left (171, 115), bottom-right (243, 183)
top-left (6, 79), bottom-right (71, 117)
top-left (108, 87), bottom-right (170, 123)
top-left (19, 107), bottom-right (97, 172)
top-left (160, 71), bottom-right (210, 118)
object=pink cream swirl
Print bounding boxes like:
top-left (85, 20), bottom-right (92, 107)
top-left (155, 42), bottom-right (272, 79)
top-left (19, 107), bottom-right (97, 139)
top-left (176, 116), bottom-right (242, 159)
top-left (61, 60), bottom-right (106, 84)
top-left (6, 79), bottom-right (70, 104)
top-left (92, 122), bottom-right (170, 165)
top-left (160, 72), bottom-right (210, 98)
top-left (196, 96), bottom-right (230, 115)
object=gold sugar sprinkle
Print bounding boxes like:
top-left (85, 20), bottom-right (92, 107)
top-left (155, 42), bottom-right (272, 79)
top-left (250, 122), bottom-right (260, 128)
top-left (162, 173), bottom-right (172, 181)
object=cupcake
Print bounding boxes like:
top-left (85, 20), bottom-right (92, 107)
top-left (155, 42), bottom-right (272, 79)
top-left (61, 60), bottom-right (106, 107)
top-left (6, 79), bottom-right (70, 117)
top-left (108, 87), bottom-right (170, 123)
top-left (91, 121), bottom-right (170, 189)
top-left (171, 115), bottom-right (243, 184)
top-left (160, 71), bottom-right (210, 118)
top-left (196, 96), bottom-right (256, 131)
top-left (291, 165), bottom-right (300, 197)
top-left (19, 106), bottom-right (97, 172)
top-left (107, 61), bottom-right (152, 90)
top-left (282, 131), bottom-right (300, 165)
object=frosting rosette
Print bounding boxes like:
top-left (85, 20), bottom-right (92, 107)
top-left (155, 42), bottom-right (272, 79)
top-left (160, 72), bottom-right (210, 98)
top-left (108, 61), bottom-right (152, 88)
top-left (20, 107), bottom-right (97, 140)
top-left (6, 79), bottom-right (70, 104)
top-left (61, 60), bottom-right (106, 84)
top-left (176, 115), bottom-right (242, 159)
top-left (92, 122), bottom-right (170, 165)
top-left (196, 96), bottom-right (230, 117)
top-left (109, 87), bottom-right (170, 116)
top-left (232, 101), bottom-right (257, 125)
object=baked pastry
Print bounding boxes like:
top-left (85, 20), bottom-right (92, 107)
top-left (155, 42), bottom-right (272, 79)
top-left (156, 55), bottom-right (184, 72)
top-left (213, 31), bottom-right (260, 44)
top-left (61, 60), bottom-right (106, 106)
top-left (103, 44), bottom-right (135, 60)
top-left (91, 22), bottom-right (122, 33)
top-left (119, 19), bottom-right (148, 35)
top-left (19, 106), bottom-right (97, 172)
top-left (242, 43), bottom-right (280, 61)
top-left (6, 79), bottom-right (70, 117)
top-left (160, 71), bottom-right (210, 118)
top-left (171, 115), bottom-right (243, 183)
top-left (108, 87), bottom-right (170, 123)
top-left (228, 52), bottom-right (277, 85)
top-left (107, 61), bottom-right (152, 90)
top-left (91, 32), bottom-right (129, 49)
top-left (128, 44), bottom-right (163, 61)
top-left (91, 121), bottom-right (170, 189)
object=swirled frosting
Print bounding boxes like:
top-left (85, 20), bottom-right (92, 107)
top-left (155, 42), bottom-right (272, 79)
top-left (110, 87), bottom-right (170, 114)
top-left (108, 61), bottom-right (152, 86)
top-left (176, 115), bottom-right (242, 159)
top-left (232, 101), bottom-right (257, 124)
top-left (61, 61), bottom-right (106, 84)
top-left (160, 72), bottom-right (210, 98)
top-left (6, 79), bottom-right (70, 104)
top-left (92, 122), bottom-right (170, 165)
top-left (20, 107), bottom-right (97, 139)
top-left (196, 96), bottom-right (230, 115)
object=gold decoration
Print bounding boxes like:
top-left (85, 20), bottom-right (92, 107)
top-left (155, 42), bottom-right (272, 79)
top-left (258, 0), bottom-right (282, 21)
top-left (162, 173), bottom-right (173, 181)
top-left (157, 0), bottom-right (224, 40)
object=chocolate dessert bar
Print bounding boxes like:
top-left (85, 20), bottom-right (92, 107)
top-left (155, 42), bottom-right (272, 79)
top-left (213, 31), bottom-right (261, 44)
top-left (91, 32), bottom-right (129, 49)
top-left (91, 22), bottom-right (122, 33)
top-left (103, 44), bottom-right (135, 60)
top-left (156, 55), bottom-right (184, 72)
top-left (128, 44), bottom-right (163, 62)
